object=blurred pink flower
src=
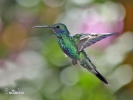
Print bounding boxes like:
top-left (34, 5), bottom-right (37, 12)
top-left (78, 18), bottom-right (123, 49)
top-left (77, 2), bottom-right (126, 50)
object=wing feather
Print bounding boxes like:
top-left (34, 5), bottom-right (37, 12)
top-left (73, 33), bottom-right (117, 52)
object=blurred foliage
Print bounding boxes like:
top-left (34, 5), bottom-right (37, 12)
top-left (0, 0), bottom-right (133, 100)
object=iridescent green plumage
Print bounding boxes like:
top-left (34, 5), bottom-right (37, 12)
top-left (33, 23), bottom-right (117, 84)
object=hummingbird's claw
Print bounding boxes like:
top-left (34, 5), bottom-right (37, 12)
top-left (72, 59), bottom-right (77, 65)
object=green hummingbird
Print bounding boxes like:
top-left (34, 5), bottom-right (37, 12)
top-left (33, 23), bottom-right (117, 84)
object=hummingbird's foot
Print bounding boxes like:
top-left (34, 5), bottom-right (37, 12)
top-left (72, 59), bottom-right (77, 65)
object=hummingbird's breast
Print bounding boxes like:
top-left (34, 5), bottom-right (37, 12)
top-left (57, 36), bottom-right (80, 60)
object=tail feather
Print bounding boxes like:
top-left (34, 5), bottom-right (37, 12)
top-left (80, 56), bottom-right (108, 84)
top-left (94, 69), bottom-right (108, 84)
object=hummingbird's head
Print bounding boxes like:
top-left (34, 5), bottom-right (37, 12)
top-left (33, 23), bottom-right (69, 37)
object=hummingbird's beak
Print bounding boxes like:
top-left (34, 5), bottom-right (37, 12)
top-left (32, 25), bottom-right (51, 28)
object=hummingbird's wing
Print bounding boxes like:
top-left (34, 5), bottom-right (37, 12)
top-left (73, 33), bottom-right (117, 52)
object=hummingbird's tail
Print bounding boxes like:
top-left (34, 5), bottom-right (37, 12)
top-left (93, 68), bottom-right (108, 85)
top-left (80, 56), bottom-right (108, 84)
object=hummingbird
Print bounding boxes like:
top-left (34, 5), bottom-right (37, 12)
top-left (33, 23), bottom-right (117, 84)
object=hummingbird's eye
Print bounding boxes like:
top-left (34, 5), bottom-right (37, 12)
top-left (56, 26), bottom-right (60, 29)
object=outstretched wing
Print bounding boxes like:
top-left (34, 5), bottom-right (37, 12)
top-left (73, 33), bottom-right (117, 52)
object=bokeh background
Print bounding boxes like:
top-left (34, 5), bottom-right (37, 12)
top-left (0, 0), bottom-right (133, 100)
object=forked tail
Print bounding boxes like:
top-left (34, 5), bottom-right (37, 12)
top-left (93, 68), bottom-right (108, 84)
top-left (80, 56), bottom-right (108, 84)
